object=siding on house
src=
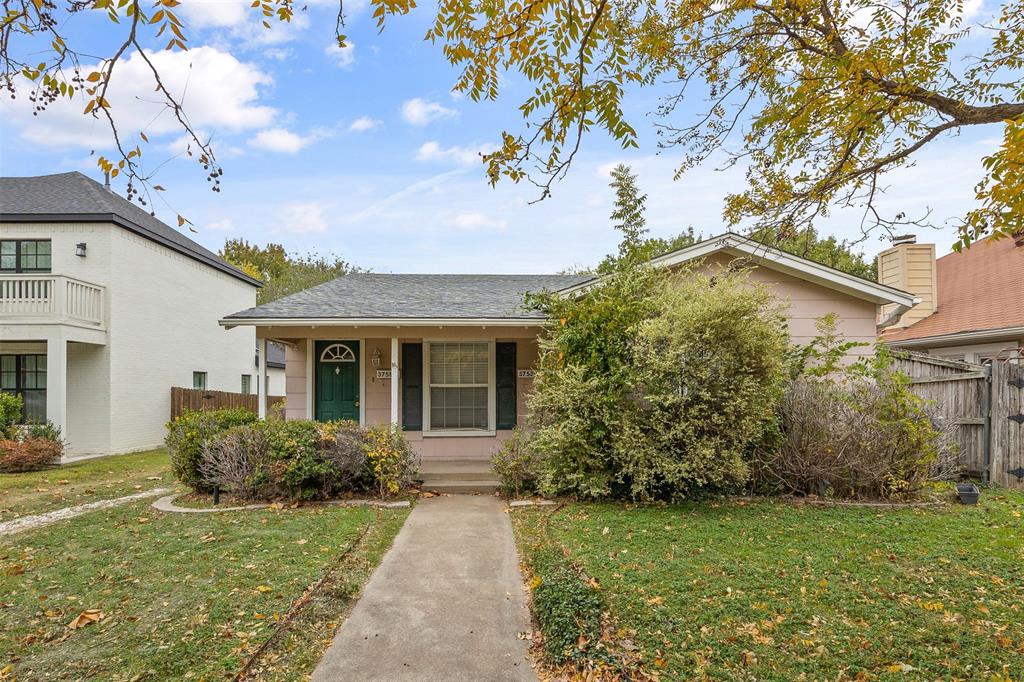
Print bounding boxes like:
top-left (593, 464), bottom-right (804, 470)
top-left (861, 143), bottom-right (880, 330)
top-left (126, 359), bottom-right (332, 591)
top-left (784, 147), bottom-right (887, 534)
top-left (688, 253), bottom-right (878, 356)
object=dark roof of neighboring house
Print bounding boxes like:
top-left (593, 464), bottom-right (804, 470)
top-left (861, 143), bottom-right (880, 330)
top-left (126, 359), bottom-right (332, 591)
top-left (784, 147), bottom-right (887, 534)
top-left (883, 235), bottom-right (1024, 343)
top-left (225, 273), bottom-right (591, 321)
top-left (0, 171), bottom-right (260, 287)
top-left (266, 341), bottom-right (286, 368)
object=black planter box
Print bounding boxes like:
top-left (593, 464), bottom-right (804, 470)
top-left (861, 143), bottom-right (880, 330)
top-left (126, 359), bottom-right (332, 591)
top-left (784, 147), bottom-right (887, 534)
top-left (955, 483), bottom-right (980, 505)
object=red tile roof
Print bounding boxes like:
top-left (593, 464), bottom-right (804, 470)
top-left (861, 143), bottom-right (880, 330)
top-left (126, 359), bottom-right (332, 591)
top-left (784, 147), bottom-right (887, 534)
top-left (883, 234), bottom-right (1024, 342)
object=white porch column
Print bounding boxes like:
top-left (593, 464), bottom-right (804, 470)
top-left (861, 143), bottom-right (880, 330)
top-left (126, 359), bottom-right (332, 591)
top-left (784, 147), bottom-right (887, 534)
top-left (390, 337), bottom-right (399, 426)
top-left (46, 329), bottom-right (67, 436)
top-left (257, 336), bottom-right (267, 419)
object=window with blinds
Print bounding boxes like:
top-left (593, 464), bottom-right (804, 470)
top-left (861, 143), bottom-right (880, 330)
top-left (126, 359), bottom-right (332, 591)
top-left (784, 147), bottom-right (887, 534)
top-left (428, 342), bottom-right (489, 430)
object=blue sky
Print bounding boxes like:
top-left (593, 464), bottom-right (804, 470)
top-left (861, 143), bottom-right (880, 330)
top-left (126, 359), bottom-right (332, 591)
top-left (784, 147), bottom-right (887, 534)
top-left (0, 0), bottom-right (1000, 272)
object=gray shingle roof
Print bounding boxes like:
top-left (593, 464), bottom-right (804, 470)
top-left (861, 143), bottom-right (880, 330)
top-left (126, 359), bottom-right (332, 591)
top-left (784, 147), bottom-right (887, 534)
top-left (0, 171), bottom-right (260, 286)
top-left (225, 273), bottom-right (592, 320)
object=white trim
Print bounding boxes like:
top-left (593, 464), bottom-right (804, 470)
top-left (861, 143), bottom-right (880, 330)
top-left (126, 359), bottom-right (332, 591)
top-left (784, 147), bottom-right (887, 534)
top-left (884, 326), bottom-right (1024, 348)
top-left (358, 338), bottom-right (365, 427)
top-left (305, 338), bottom-right (313, 419)
top-left (422, 430), bottom-right (496, 438)
top-left (319, 343), bottom-right (356, 362)
top-left (390, 337), bottom-right (399, 426)
top-left (256, 337), bottom-right (267, 419)
top-left (557, 232), bottom-right (919, 308)
top-left (221, 317), bottom-right (546, 328)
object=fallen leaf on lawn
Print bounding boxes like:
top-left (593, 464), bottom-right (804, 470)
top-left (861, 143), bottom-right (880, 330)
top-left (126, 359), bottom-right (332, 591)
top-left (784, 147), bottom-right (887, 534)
top-left (268, 503), bottom-right (284, 510)
top-left (646, 596), bottom-right (664, 605)
top-left (296, 539), bottom-right (308, 545)
top-left (67, 609), bottom-right (104, 629)
top-left (254, 585), bottom-right (272, 593)
top-left (741, 651), bottom-right (757, 666)
top-left (3, 565), bottom-right (24, 577)
top-left (146, 476), bottom-right (163, 481)
top-left (885, 663), bottom-right (916, 673)
top-left (137, 517), bottom-right (149, 524)
top-left (654, 658), bottom-right (667, 668)
top-left (602, 527), bottom-right (610, 535)
top-left (201, 533), bottom-right (216, 543)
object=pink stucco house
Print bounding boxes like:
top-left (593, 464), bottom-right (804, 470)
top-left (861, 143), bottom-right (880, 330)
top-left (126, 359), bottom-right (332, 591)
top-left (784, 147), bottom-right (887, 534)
top-left (220, 232), bottom-right (916, 489)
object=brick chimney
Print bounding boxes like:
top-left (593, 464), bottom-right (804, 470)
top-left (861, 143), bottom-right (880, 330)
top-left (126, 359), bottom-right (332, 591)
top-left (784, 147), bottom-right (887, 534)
top-left (877, 235), bottom-right (937, 329)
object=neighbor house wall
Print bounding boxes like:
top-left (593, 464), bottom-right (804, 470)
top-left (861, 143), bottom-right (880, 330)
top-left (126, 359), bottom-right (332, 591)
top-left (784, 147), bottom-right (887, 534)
top-left (923, 339), bottom-right (1024, 364)
top-left (687, 253), bottom-right (878, 358)
top-left (106, 227), bottom-right (256, 453)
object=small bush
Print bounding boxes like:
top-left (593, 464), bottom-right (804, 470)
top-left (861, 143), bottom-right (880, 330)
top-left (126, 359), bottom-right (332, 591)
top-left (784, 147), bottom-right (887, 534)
top-left (199, 425), bottom-right (270, 500)
top-left (0, 392), bottom-right (23, 438)
top-left (262, 419), bottom-right (335, 499)
top-left (166, 408), bottom-right (258, 491)
top-left (318, 420), bottom-right (367, 490)
top-left (0, 437), bottom-right (63, 473)
top-left (364, 424), bottom-right (417, 497)
top-left (530, 549), bottom-right (606, 664)
top-left (492, 429), bottom-right (544, 497)
top-left (23, 421), bottom-right (63, 444)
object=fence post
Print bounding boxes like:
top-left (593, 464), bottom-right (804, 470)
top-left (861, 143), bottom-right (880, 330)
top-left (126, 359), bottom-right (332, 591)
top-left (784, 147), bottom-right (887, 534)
top-left (983, 362), bottom-right (992, 484)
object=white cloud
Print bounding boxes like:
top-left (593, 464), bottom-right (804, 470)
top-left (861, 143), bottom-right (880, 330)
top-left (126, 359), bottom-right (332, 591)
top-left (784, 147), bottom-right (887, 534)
top-left (401, 98), bottom-right (457, 125)
top-left (179, 0), bottom-right (250, 28)
top-left (264, 48), bottom-right (293, 61)
top-left (248, 125), bottom-right (336, 153)
top-left (348, 116), bottom-right (381, 132)
top-left (0, 47), bottom-right (275, 151)
top-left (205, 218), bottom-right (236, 232)
top-left (281, 202), bottom-right (329, 234)
top-left (449, 212), bottom-right (508, 232)
top-left (248, 127), bottom-right (312, 153)
top-left (325, 41), bottom-right (356, 69)
top-left (416, 141), bottom-right (491, 166)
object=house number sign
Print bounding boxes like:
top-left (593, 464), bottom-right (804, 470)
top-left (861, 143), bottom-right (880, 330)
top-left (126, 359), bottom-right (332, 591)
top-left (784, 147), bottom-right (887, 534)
top-left (517, 369), bottom-right (535, 379)
top-left (376, 370), bottom-right (392, 380)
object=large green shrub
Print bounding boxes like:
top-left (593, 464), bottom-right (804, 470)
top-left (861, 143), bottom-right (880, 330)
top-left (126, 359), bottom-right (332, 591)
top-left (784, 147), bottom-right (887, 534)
top-left (363, 424), bottom-right (417, 497)
top-left (529, 265), bottom-right (788, 500)
top-left (166, 408), bottom-right (258, 490)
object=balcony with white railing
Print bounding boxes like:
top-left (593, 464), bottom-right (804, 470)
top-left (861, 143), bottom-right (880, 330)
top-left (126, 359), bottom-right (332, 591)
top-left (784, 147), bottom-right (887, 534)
top-left (0, 275), bottom-right (106, 330)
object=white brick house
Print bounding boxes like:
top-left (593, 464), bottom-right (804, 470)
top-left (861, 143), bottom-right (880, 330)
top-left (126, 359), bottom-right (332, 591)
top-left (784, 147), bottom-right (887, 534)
top-left (1, 172), bottom-right (261, 459)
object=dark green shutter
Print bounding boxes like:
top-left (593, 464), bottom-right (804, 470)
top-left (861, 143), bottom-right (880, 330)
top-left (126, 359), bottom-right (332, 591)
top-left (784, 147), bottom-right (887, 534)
top-left (496, 342), bottom-right (517, 430)
top-left (401, 343), bottom-right (423, 430)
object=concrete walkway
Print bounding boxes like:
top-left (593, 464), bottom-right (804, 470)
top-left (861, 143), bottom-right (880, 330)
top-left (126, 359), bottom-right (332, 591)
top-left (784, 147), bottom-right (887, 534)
top-left (311, 495), bottom-right (536, 682)
top-left (0, 487), bottom-right (171, 536)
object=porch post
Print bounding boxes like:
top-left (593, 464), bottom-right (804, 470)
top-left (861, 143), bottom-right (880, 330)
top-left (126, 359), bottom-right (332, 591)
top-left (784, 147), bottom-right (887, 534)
top-left (46, 328), bottom-right (67, 436)
top-left (257, 336), bottom-right (267, 419)
top-left (390, 337), bottom-right (399, 426)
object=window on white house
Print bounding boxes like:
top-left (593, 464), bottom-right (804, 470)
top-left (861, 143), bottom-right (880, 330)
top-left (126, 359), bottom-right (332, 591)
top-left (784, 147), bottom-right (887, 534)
top-left (193, 371), bottom-right (207, 390)
top-left (0, 239), bottom-right (52, 273)
top-left (241, 374), bottom-right (252, 395)
top-left (428, 342), bottom-right (489, 430)
top-left (0, 354), bottom-right (46, 422)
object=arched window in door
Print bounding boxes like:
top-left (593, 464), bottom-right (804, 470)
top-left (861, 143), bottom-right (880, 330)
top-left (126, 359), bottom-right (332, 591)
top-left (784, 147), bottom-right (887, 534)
top-left (320, 343), bottom-right (356, 363)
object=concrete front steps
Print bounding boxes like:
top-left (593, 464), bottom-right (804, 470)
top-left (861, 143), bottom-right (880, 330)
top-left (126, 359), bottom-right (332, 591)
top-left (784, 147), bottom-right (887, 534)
top-left (418, 459), bottom-right (501, 494)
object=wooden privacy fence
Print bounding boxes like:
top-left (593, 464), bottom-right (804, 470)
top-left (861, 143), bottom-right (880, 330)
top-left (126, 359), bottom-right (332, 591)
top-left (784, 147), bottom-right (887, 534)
top-left (170, 387), bottom-right (285, 420)
top-left (892, 351), bottom-right (1024, 488)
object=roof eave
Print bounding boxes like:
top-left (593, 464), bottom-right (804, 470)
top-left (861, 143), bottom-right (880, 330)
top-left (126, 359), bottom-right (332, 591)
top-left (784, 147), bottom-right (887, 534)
top-left (220, 316), bottom-right (550, 329)
top-left (0, 211), bottom-right (262, 288)
top-left (883, 325), bottom-right (1024, 348)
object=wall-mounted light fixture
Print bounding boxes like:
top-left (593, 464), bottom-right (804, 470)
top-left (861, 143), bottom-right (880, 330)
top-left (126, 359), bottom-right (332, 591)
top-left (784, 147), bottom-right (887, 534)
top-left (371, 348), bottom-right (382, 368)
top-left (76, 242), bottom-right (87, 257)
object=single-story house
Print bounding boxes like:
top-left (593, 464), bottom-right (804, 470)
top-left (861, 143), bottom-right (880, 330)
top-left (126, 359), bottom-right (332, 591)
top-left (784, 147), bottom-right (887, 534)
top-left (1, 172), bottom-right (261, 459)
top-left (221, 233), bottom-right (916, 470)
top-left (878, 233), bottom-right (1024, 362)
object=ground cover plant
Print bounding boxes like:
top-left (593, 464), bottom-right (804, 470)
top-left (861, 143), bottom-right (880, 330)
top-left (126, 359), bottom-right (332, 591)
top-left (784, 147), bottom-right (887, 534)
top-left (0, 498), bottom-right (409, 680)
top-left (0, 392), bottom-right (66, 474)
top-left (0, 448), bottom-right (170, 522)
top-left (513, 492), bottom-right (1024, 680)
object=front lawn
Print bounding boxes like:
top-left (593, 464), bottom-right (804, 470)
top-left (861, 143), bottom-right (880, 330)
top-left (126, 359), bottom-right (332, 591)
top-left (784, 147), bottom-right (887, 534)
top-left (0, 499), bottom-right (408, 679)
top-left (0, 448), bottom-right (171, 521)
top-left (513, 490), bottom-right (1024, 680)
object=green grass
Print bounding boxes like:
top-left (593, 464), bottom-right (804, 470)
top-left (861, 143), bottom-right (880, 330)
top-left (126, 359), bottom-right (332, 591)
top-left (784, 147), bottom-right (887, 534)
top-left (0, 448), bottom-right (172, 521)
top-left (0, 499), bottom-right (409, 680)
top-left (513, 489), bottom-right (1024, 681)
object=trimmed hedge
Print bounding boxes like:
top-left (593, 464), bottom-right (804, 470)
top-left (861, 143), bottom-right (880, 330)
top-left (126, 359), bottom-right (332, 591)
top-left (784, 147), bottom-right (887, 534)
top-left (165, 408), bottom-right (259, 491)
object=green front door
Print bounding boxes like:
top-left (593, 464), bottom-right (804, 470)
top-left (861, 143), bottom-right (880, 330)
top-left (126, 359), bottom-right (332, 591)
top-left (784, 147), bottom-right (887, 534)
top-left (315, 341), bottom-right (359, 422)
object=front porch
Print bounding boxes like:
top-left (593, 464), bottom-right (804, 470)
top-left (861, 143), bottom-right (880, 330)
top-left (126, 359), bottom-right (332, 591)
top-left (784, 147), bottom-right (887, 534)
top-left (248, 324), bottom-right (541, 464)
